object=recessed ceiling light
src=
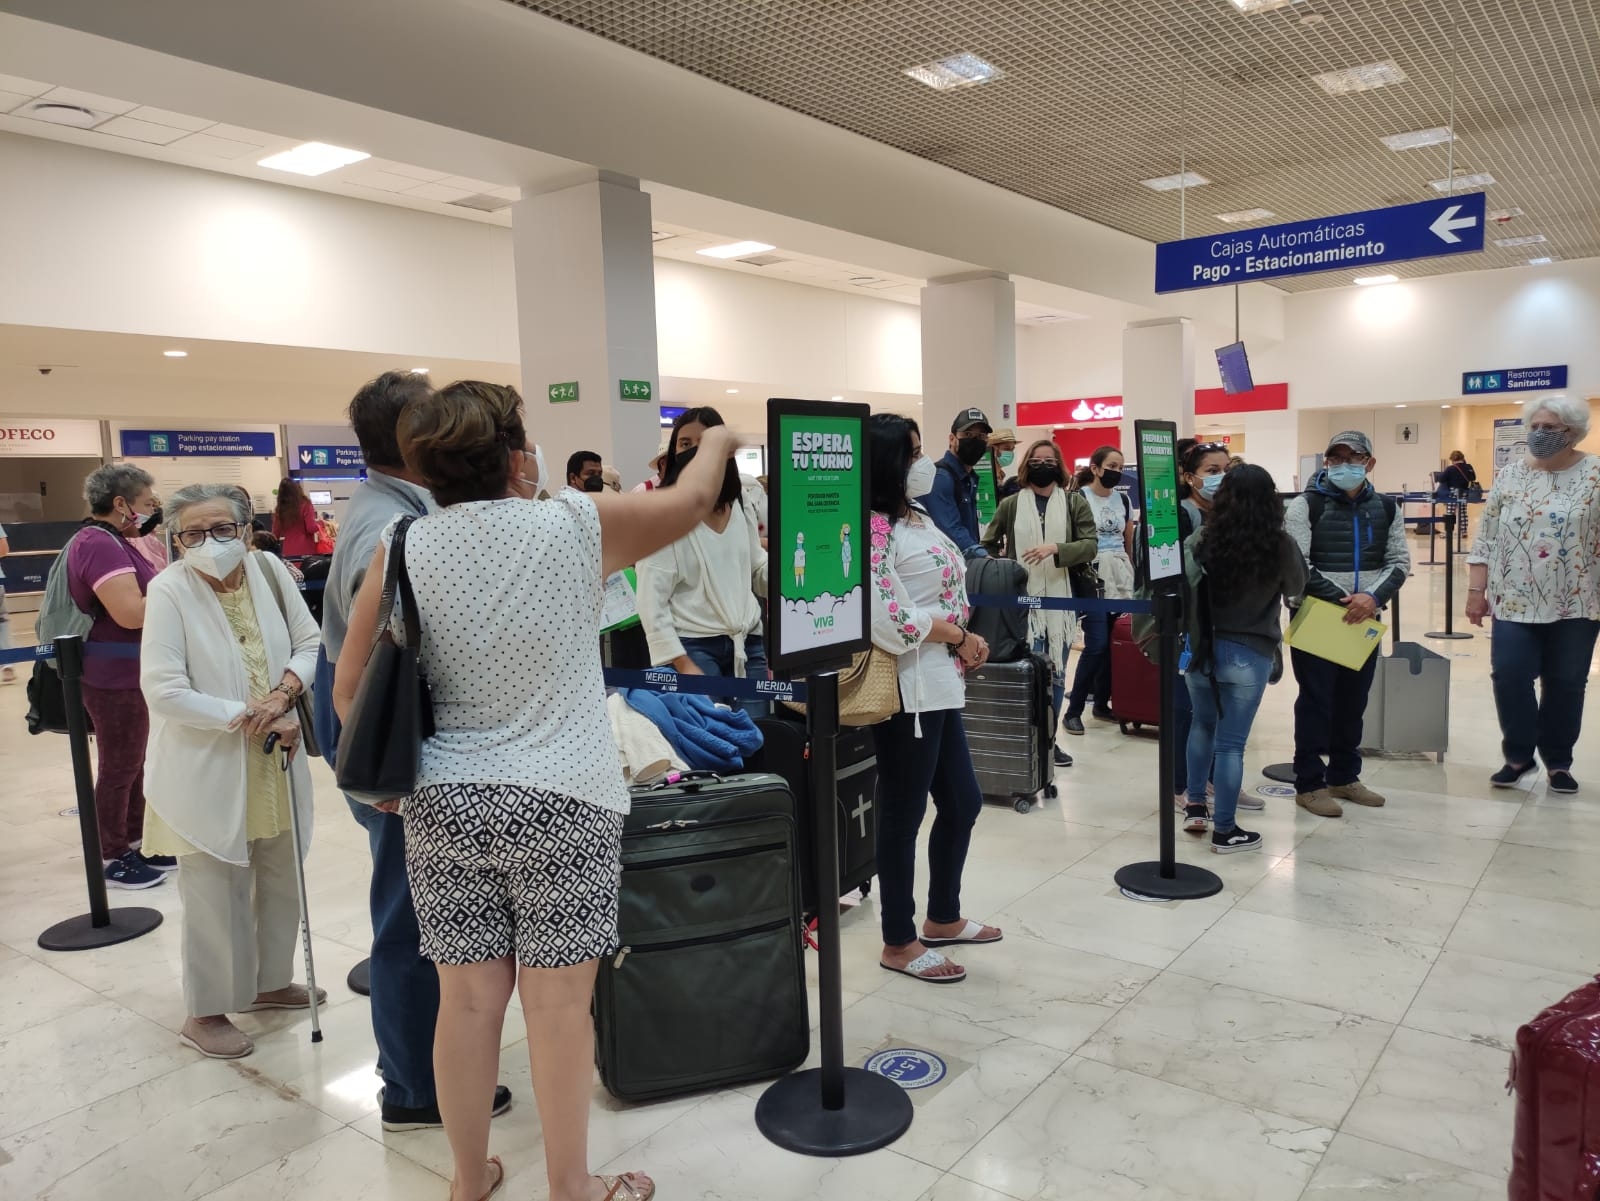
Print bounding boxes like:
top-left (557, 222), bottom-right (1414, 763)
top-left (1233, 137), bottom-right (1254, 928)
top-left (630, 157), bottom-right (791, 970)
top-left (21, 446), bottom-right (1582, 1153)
top-left (1494, 234), bottom-right (1546, 247)
top-left (1441, 404), bottom-right (1452, 409)
top-left (163, 349), bottom-right (188, 358)
top-left (410, 367), bottom-right (429, 374)
top-left (1380, 126), bottom-right (1455, 151)
top-left (257, 141), bottom-right (370, 176)
top-left (697, 240), bottom-right (776, 260)
top-left (1226, 0), bottom-right (1298, 12)
top-left (1488, 207), bottom-right (1524, 222)
top-left (26, 101), bottom-right (102, 128)
top-left (1430, 171), bottom-right (1496, 192)
top-left (1141, 171), bottom-right (1210, 192)
top-left (1354, 274), bottom-right (1398, 286)
top-left (830, 395), bottom-right (844, 401)
top-left (1216, 207), bottom-right (1276, 223)
top-left (1527, 256), bottom-right (1559, 265)
top-left (1312, 61), bottom-right (1407, 96)
top-left (903, 52), bottom-right (1002, 91)
top-left (1395, 404), bottom-right (1407, 409)
top-left (725, 388), bottom-right (739, 395)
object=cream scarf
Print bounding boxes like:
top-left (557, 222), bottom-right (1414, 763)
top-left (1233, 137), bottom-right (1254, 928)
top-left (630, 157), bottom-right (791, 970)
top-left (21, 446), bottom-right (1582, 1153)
top-left (1014, 487), bottom-right (1077, 669)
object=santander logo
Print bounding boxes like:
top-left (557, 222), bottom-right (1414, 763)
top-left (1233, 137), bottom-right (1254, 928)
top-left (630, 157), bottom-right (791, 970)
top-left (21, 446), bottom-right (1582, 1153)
top-left (1071, 400), bottom-right (1094, 421)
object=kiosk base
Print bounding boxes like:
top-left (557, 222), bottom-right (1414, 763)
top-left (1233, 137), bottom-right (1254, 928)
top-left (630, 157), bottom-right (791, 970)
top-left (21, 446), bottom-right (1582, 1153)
top-left (755, 1068), bottom-right (914, 1157)
top-left (39, 908), bottom-right (163, 952)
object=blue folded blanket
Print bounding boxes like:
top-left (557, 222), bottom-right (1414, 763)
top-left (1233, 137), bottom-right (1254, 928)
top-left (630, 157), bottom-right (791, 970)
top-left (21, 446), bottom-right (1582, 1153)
top-left (621, 688), bottom-right (764, 773)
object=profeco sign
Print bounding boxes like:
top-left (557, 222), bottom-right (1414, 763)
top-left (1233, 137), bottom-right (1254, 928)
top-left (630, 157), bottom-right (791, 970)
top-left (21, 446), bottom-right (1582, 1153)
top-left (0, 419), bottom-right (103, 457)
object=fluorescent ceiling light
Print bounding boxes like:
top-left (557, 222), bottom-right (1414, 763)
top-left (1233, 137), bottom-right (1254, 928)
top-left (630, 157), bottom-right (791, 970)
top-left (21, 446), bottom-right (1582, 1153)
top-left (1494, 234), bottom-right (1546, 247)
top-left (1141, 171), bottom-right (1210, 192)
top-left (410, 367), bottom-right (429, 374)
top-left (1312, 61), bottom-right (1408, 96)
top-left (830, 395), bottom-right (844, 401)
top-left (1527, 256), bottom-right (1559, 265)
top-left (257, 141), bottom-right (370, 176)
top-left (1441, 404), bottom-right (1452, 409)
top-left (1488, 207), bottom-right (1524, 221)
top-left (1430, 171), bottom-right (1496, 191)
top-left (1395, 404), bottom-right (1407, 409)
top-left (725, 388), bottom-right (740, 394)
top-left (903, 52), bottom-right (1002, 91)
top-left (696, 240), bottom-right (776, 259)
top-left (1216, 207), bottom-right (1275, 223)
top-left (1354, 274), bottom-right (1398, 286)
top-left (1380, 126), bottom-right (1455, 151)
top-left (1227, 0), bottom-right (1298, 12)
top-left (163, 349), bottom-right (188, 358)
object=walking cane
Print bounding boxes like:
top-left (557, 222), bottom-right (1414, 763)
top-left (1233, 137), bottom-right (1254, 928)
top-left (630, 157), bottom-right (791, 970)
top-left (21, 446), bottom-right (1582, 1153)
top-left (263, 732), bottom-right (323, 1044)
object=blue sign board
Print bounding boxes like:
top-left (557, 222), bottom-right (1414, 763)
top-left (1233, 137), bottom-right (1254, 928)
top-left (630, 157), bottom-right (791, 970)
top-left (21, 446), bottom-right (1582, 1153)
top-left (120, 429), bottom-right (277, 457)
top-left (659, 405), bottom-right (686, 429)
top-left (1462, 365), bottom-right (1567, 395)
top-left (295, 445), bottom-right (365, 473)
top-left (1155, 193), bottom-right (1487, 293)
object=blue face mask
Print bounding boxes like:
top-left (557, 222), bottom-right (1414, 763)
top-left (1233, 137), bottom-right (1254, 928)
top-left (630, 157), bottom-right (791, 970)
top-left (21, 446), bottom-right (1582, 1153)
top-left (1326, 464), bottom-right (1368, 491)
top-left (1198, 473), bottom-right (1224, 498)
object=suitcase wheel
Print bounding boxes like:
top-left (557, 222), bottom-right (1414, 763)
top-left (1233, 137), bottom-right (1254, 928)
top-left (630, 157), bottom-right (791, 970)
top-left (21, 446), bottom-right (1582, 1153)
top-left (1013, 796), bottom-right (1033, 814)
top-left (859, 878), bottom-right (872, 898)
top-left (1044, 783), bottom-right (1059, 800)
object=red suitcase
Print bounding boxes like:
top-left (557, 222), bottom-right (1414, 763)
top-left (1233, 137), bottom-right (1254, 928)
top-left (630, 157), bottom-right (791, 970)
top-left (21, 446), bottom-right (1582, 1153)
top-left (1109, 614), bottom-right (1161, 733)
top-left (1509, 974), bottom-right (1600, 1201)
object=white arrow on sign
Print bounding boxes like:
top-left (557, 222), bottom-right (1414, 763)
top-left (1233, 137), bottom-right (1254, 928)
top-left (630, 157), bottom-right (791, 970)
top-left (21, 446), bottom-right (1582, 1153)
top-left (299, 450), bottom-right (311, 464)
top-left (1429, 204), bottom-right (1477, 244)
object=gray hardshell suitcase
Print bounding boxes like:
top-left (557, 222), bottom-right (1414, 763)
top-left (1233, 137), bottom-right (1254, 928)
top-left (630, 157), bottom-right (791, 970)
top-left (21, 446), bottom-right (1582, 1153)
top-left (595, 771), bottom-right (809, 1102)
top-left (962, 655), bottom-right (1059, 813)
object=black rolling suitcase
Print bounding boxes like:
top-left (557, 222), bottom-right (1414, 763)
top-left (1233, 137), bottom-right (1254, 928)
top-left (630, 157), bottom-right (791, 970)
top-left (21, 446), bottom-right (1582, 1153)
top-left (962, 655), bottom-right (1058, 813)
top-left (747, 712), bottom-right (877, 914)
top-left (595, 771), bottom-right (809, 1102)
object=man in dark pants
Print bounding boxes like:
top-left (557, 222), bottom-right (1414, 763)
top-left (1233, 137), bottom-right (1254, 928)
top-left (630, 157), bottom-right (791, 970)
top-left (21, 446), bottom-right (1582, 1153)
top-left (1283, 430), bottom-right (1410, 818)
top-left (314, 371), bottom-right (512, 1130)
top-left (925, 407), bottom-right (993, 558)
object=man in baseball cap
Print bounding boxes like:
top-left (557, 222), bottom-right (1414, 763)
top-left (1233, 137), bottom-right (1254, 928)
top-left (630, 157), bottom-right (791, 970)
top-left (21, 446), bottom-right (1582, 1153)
top-left (1283, 426), bottom-right (1410, 820)
top-left (925, 408), bottom-right (994, 556)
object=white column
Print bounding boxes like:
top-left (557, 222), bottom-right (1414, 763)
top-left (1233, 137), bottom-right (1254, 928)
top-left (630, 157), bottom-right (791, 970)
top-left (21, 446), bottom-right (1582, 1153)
top-left (1241, 410), bottom-right (1304, 491)
top-left (920, 272), bottom-right (1016, 444)
top-left (511, 172), bottom-right (660, 489)
top-left (1121, 317), bottom-right (1195, 447)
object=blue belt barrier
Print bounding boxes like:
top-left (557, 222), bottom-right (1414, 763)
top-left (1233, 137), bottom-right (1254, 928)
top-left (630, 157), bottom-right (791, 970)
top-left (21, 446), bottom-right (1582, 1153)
top-left (967, 594), bottom-right (1153, 615)
top-left (603, 667), bottom-right (806, 703)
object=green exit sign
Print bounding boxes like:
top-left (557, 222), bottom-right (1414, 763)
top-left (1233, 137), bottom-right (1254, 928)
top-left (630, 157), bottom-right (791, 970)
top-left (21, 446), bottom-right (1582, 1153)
top-left (619, 379), bottom-right (653, 402)
top-left (548, 381), bottom-right (579, 403)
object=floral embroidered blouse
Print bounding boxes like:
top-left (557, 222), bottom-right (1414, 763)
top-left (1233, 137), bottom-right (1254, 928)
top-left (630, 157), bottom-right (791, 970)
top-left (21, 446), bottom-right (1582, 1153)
top-left (1467, 455), bottom-right (1600, 624)
top-left (869, 504), bottom-right (970, 714)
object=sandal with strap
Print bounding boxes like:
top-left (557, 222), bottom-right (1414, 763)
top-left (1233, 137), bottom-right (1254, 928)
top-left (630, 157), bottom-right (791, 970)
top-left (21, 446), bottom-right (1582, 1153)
top-left (449, 1157), bottom-right (505, 1201)
top-left (600, 1172), bottom-right (655, 1201)
top-left (879, 948), bottom-right (966, 984)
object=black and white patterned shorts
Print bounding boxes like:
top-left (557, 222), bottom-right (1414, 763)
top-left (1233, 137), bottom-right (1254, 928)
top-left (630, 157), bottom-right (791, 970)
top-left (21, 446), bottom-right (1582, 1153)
top-left (404, 783), bottom-right (624, 969)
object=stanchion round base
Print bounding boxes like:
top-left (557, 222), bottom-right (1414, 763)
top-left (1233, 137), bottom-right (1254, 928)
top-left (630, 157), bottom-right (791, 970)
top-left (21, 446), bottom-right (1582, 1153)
top-left (755, 1067), bottom-right (914, 1157)
top-left (1424, 631), bottom-right (1473, 640)
top-left (347, 958), bottom-right (371, 996)
top-left (1114, 861), bottom-right (1224, 901)
top-left (1263, 762), bottom-right (1296, 784)
top-left (38, 907), bottom-right (163, 952)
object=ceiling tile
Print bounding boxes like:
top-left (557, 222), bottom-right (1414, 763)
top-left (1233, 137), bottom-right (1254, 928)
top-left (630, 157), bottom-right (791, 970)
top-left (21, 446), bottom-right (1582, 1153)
top-left (0, 73), bottom-right (50, 97)
top-left (96, 115), bottom-right (193, 145)
top-left (0, 89), bottom-right (37, 115)
top-left (39, 85), bottom-right (138, 115)
top-left (125, 105), bottom-right (213, 132)
top-left (340, 168), bottom-right (429, 192)
top-left (202, 123), bottom-right (281, 147)
top-left (362, 158), bottom-right (450, 182)
top-left (438, 175), bottom-right (505, 193)
top-left (168, 131), bottom-right (272, 160)
top-left (403, 182), bottom-right (476, 202)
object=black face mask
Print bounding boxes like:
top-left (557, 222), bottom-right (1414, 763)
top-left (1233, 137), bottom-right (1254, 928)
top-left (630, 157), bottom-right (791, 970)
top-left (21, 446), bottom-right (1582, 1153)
top-left (1098, 468), bottom-right (1123, 489)
top-left (1026, 461), bottom-right (1061, 488)
top-left (582, 476), bottom-right (605, 493)
top-left (139, 506), bottom-right (164, 537)
top-left (956, 436), bottom-right (988, 467)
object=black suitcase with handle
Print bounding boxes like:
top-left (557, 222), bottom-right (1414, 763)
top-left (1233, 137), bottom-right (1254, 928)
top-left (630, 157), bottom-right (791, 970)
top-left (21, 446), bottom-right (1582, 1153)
top-left (962, 655), bottom-right (1059, 813)
top-left (595, 771), bottom-right (809, 1102)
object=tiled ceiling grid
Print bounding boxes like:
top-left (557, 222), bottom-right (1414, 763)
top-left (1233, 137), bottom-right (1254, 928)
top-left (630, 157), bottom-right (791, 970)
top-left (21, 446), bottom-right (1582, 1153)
top-left (508, 0), bottom-right (1600, 291)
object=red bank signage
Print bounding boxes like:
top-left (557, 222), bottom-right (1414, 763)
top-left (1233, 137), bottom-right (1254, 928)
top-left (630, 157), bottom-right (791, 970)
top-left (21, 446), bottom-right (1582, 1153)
top-left (1019, 383), bottom-right (1288, 426)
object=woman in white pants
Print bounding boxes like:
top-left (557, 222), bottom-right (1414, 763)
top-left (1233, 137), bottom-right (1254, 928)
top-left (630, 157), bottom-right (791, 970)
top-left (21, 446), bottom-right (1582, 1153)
top-left (140, 483), bottom-right (325, 1059)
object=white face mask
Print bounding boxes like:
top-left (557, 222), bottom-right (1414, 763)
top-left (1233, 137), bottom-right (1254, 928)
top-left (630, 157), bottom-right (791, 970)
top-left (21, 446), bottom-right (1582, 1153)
top-left (532, 444), bottom-right (549, 494)
top-left (186, 536), bottom-right (249, 580)
top-left (906, 456), bottom-right (937, 499)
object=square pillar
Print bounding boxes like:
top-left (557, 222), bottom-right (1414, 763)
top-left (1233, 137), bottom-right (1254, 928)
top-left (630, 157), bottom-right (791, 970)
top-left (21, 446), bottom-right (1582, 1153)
top-left (920, 273), bottom-right (1016, 442)
top-left (1241, 409), bottom-right (1304, 491)
top-left (1121, 318), bottom-right (1195, 448)
top-left (511, 173), bottom-right (661, 489)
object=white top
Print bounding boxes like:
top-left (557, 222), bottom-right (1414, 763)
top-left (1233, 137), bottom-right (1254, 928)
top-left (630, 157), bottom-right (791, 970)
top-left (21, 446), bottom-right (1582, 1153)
top-left (636, 500), bottom-right (768, 666)
top-left (869, 507), bottom-right (968, 715)
top-left (1084, 489), bottom-right (1130, 552)
top-left (385, 494), bottom-right (629, 815)
top-left (1467, 454), bottom-right (1600, 624)
top-left (141, 554), bottom-right (320, 866)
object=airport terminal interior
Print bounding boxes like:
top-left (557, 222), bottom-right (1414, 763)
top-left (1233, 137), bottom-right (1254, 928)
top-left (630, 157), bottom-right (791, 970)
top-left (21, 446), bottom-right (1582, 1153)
top-left (1, 1), bottom-right (1598, 1199)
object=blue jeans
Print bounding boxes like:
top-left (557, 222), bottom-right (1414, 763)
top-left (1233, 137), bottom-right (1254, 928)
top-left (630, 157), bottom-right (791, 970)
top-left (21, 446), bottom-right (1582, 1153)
top-left (870, 709), bottom-right (984, 948)
top-left (1489, 618), bottom-right (1600, 771)
top-left (1185, 640), bottom-right (1273, 831)
top-left (1066, 610), bottom-right (1113, 717)
top-left (1029, 632), bottom-right (1071, 720)
top-left (319, 649), bottom-right (440, 1110)
top-left (680, 633), bottom-right (769, 718)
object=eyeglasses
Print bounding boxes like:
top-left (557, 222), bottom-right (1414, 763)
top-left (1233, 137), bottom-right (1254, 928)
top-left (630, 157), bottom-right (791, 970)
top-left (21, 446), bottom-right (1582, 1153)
top-left (175, 522), bottom-right (242, 549)
top-left (1324, 452), bottom-right (1372, 466)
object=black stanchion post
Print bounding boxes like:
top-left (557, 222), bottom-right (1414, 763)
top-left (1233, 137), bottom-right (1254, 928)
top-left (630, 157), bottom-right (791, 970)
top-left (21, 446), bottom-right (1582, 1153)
top-left (38, 635), bottom-right (163, 952)
top-left (756, 670), bottom-right (913, 1155)
top-left (1426, 513), bottom-right (1473, 642)
top-left (1419, 497), bottom-right (1445, 567)
top-left (1390, 584), bottom-right (1402, 646)
top-left (1114, 590), bottom-right (1223, 901)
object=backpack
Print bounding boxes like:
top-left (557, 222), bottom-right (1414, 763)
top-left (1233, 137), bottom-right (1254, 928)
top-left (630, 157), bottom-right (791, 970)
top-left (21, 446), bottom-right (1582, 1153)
top-left (964, 555), bottom-right (1031, 663)
top-left (25, 529), bottom-right (101, 736)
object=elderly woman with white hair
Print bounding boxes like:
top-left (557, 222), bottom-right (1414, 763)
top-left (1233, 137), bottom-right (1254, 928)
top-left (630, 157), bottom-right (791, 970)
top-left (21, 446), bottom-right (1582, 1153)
top-left (1467, 392), bottom-right (1600, 795)
top-left (140, 483), bottom-right (325, 1059)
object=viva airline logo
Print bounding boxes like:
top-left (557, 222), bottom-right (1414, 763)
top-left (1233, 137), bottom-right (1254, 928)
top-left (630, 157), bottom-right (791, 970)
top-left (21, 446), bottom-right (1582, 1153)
top-left (1071, 399), bottom-right (1125, 422)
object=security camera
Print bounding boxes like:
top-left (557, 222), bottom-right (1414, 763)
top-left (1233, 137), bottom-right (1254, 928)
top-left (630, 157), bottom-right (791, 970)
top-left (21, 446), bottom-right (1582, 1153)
top-left (37, 367), bottom-right (52, 375)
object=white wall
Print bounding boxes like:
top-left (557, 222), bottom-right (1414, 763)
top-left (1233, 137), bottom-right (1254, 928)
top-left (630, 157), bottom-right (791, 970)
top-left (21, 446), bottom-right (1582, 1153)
top-left (1020, 318), bottom-right (1225, 403)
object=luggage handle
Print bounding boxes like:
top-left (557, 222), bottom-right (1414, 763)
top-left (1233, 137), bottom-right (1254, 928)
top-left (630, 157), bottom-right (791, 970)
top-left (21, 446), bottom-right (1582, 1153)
top-left (646, 770), bottom-right (724, 793)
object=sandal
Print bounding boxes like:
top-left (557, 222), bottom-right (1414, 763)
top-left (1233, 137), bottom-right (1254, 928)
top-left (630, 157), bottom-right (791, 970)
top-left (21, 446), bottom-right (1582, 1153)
top-left (600, 1172), bottom-right (655, 1201)
top-left (920, 919), bottom-right (1002, 948)
top-left (880, 948), bottom-right (966, 984)
top-left (449, 1157), bottom-right (504, 1201)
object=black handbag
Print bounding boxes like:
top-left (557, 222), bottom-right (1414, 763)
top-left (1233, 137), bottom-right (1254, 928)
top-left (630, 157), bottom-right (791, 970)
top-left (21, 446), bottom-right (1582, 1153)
top-left (335, 517), bottom-right (435, 805)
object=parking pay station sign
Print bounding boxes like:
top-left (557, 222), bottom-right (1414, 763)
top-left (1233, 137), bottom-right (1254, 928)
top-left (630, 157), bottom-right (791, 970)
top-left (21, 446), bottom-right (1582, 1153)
top-left (1155, 193), bottom-right (1486, 293)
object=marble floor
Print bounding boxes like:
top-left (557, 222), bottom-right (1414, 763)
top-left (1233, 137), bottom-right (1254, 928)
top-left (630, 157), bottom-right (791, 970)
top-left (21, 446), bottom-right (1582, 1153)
top-left (0, 561), bottom-right (1594, 1200)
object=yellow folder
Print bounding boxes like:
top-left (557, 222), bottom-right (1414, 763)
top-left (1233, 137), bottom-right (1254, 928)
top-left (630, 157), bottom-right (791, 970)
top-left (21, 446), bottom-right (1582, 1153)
top-left (1285, 596), bottom-right (1387, 670)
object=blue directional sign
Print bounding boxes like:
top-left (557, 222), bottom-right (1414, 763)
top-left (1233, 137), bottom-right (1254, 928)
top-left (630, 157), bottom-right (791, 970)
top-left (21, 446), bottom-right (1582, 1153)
top-left (1155, 193), bottom-right (1487, 294)
top-left (120, 429), bottom-right (277, 457)
top-left (1462, 365), bottom-right (1567, 395)
top-left (295, 445), bottom-right (365, 473)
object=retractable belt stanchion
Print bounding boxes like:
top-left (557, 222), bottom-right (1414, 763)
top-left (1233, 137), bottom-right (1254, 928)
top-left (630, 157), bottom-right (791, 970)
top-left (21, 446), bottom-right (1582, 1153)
top-left (38, 635), bottom-right (164, 952)
top-left (756, 668), bottom-right (913, 1155)
top-left (1426, 513), bottom-right (1473, 641)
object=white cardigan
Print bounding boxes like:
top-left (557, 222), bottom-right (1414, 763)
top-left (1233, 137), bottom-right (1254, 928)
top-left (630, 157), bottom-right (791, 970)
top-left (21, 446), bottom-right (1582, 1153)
top-left (141, 554), bottom-right (320, 865)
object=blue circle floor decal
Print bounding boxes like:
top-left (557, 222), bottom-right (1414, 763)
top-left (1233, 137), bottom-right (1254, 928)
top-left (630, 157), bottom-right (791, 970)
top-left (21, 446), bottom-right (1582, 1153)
top-left (865, 1048), bottom-right (948, 1090)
